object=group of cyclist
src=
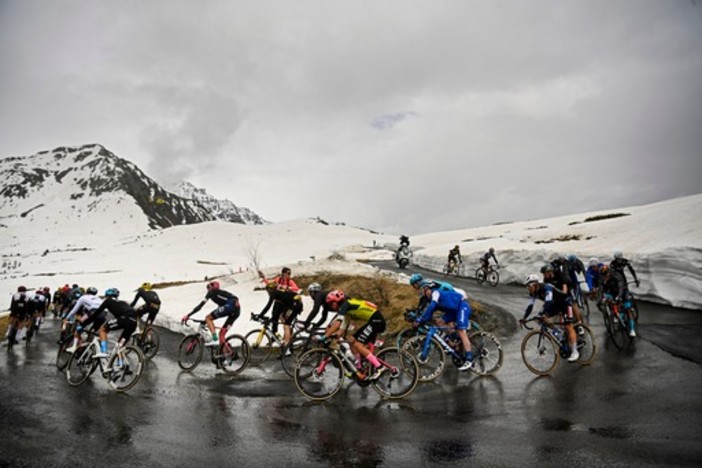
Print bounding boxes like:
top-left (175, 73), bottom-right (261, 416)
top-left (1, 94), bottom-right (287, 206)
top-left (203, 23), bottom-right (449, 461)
top-left (522, 251), bottom-right (640, 361)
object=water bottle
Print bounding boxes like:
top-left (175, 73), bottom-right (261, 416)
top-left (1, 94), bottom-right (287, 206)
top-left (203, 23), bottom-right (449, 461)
top-left (341, 342), bottom-right (355, 363)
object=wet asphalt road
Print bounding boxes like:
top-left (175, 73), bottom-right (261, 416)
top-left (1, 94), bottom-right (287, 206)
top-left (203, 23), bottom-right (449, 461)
top-left (1, 263), bottom-right (702, 467)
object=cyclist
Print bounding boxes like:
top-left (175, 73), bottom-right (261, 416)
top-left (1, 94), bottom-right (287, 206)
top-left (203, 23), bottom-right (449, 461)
top-left (130, 282), bottom-right (162, 326)
top-left (447, 245), bottom-right (463, 272)
top-left (93, 288), bottom-right (138, 358)
top-left (303, 283), bottom-right (332, 330)
top-left (601, 265), bottom-right (637, 337)
top-left (521, 274), bottom-right (580, 362)
top-left (409, 273), bottom-right (467, 310)
top-left (64, 286), bottom-right (106, 353)
top-left (7, 286), bottom-right (31, 346)
top-left (258, 267), bottom-right (301, 335)
top-left (182, 281), bottom-right (240, 347)
top-left (611, 251), bottom-right (640, 288)
top-left (585, 258), bottom-right (604, 304)
top-left (320, 290), bottom-right (387, 380)
top-left (541, 263), bottom-right (584, 333)
top-left (480, 247), bottom-right (499, 272)
top-left (564, 253), bottom-right (587, 304)
top-left (413, 281), bottom-right (474, 371)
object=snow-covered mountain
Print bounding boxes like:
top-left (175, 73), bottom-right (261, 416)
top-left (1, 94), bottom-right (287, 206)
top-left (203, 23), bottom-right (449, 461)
top-left (170, 181), bottom-right (267, 225)
top-left (0, 144), bottom-right (266, 248)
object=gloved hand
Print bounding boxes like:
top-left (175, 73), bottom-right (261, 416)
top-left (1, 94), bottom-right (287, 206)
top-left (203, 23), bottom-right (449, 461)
top-left (181, 314), bottom-right (189, 324)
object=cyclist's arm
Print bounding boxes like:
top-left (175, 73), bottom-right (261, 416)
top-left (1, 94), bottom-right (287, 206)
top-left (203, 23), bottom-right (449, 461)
top-left (129, 291), bottom-right (141, 308)
top-left (417, 291), bottom-right (440, 323)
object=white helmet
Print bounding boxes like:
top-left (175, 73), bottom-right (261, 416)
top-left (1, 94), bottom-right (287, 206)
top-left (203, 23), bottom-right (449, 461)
top-left (588, 257), bottom-right (599, 267)
top-left (307, 282), bottom-right (322, 294)
top-left (613, 250), bottom-right (623, 259)
top-left (523, 274), bottom-right (540, 286)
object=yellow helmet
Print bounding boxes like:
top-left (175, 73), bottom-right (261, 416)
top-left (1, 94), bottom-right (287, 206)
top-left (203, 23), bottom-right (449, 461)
top-left (141, 282), bottom-right (153, 291)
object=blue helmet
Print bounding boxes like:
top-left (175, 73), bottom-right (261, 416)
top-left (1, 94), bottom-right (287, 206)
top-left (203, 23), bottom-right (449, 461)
top-left (105, 288), bottom-right (120, 298)
top-left (566, 253), bottom-right (577, 262)
top-left (409, 274), bottom-right (423, 286)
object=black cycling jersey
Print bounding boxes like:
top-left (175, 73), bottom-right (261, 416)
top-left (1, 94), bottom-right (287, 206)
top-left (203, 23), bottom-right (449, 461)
top-left (96, 297), bottom-right (137, 321)
top-left (130, 288), bottom-right (161, 308)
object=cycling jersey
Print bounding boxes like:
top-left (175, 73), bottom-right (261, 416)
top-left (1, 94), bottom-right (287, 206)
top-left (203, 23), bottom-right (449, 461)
top-left (130, 288), bottom-right (161, 308)
top-left (337, 298), bottom-right (379, 322)
top-left (303, 290), bottom-right (332, 328)
top-left (65, 294), bottom-right (104, 321)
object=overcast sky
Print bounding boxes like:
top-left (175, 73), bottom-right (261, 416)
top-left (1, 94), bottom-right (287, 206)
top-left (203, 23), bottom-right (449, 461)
top-left (1, 1), bottom-right (701, 235)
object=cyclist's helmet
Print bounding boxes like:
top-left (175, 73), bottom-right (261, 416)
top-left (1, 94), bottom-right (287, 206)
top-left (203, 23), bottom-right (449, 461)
top-left (524, 274), bottom-right (540, 286)
top-left (325, 290), bottom-right (345, 306)
top-left (566, 253), bottom-right (577, 262)
top-left (489, 247), bottom-right (495, 253)
top-left (18, 286), bottom-right (27, 292)
top-left (141, 282), bottom-right (153, 291)
top-left (43, 287), bottom-right (50, 293)
top-left (409, 273), bottom-right (423, 286)
top-left (588, 257), bottom-right (599, 268)
top-left (540, 263), bottom-right (554, 274)
top-left (207, 281), bottom-right (220, 291)
top-left (307, 282), bottom-right (322, 294)
top-left (613, 250), bottom-right (623, 259)
top-left (105, 288), bottom-right (120, 298)
top-left (86, 286), bottom-right (98, 295)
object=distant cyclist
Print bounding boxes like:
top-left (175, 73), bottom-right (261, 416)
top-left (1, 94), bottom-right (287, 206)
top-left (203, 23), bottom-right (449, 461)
top-left (480, 247), bottom-right (499, 272)
top-left (601, 265), bottom-right (637, 338)
top-left (182, 281), bottom-right (240, 347)
top-left (130, 282), bottom-right (162, 326)
top-left (541, 263), bottom-right (584, 332)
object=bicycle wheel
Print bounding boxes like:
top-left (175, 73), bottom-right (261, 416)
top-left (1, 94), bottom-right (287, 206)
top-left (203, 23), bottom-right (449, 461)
top-left (66, 344), bottom-right (97, 386)
top-left (107, 345), bottom-right (145, 392)
top-left (281, 330), bottom-right (318, 378)
top-left (521, 331), bottom-right (559, 376)
top-left (442, 264), bottom-right (450, 275)
top-left (606, 311), bottom-right (629, 350)
top-left (487, 270), bottom-right (499, 287)
top-left (140, 327), bottom-right (160, 359)
top-left (475, 267), bottom-right (486, 284)
top-left (218, 334), bottom-right (250, 375)
top-left (469, 332), bottom-right (503, 376)
top-left (371, 347), bottom-right (419, 399)
top-left (395, 327), bottom-right (420, 349)
top-left (177, 334), bottom-right (203, 371)
top-left (582, 295), bottom-right (591, 322)
top-left (56, 341), bottom-right (72, 371)
top-left (575, 323), bottom-right (596, 365)
top-left (244, 329), bottom-right (275, 365)
top-left (294, 348), bottom-right (344, 401)
top-left (402, 335), bottom-right (446, 382)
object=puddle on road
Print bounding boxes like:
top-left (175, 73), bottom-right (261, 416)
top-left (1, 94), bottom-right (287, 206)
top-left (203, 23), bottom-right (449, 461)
top-left (588, 426), bottom-right (633, 439)
top-left (421, 438), bottom-right (474, 463)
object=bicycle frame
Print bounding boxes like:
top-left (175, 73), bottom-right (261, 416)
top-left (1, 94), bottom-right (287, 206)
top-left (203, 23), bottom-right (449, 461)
top-left (417, 325), bottom-right (463, 363)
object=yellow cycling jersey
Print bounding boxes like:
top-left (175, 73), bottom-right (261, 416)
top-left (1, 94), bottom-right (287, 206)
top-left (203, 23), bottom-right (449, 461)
top-left (338, 298), bottom-right (378, 321)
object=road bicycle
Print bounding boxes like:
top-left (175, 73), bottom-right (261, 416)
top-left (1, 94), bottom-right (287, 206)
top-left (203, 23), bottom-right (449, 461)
top-left (519, 315), bottom-right (596, 376)
top-left (401, 323), bottom-right (503, 382)
top-left (475, 264), bottom-right (500, 287)
top-left (280, 322), bottom-right (327, 378)
top-left (177, 318), bottom-right (250, 375)
top-left (293, 337), bottom-right (419, 401)
top-left (131, 318), bottom-right (160, 360)
top-left (601, 299), bottom-right (635, 350)
top-left (394, 309), bottom-right (481, 349)
top-left (244, 312), bottom-right (288, 366)
top-left (65, 330), bottom-right (145, 392)
top-left (56, 320), bottom-right (78, 370)
top-left (442, 260), bottom-right (463, 277)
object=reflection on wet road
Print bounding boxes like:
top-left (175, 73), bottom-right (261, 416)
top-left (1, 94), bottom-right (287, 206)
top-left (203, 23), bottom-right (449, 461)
top-left (1, 263), bottom-right (701, 466)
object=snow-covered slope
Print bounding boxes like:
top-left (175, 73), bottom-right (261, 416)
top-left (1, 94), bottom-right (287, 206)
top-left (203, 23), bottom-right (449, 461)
top-left (170, 181), bottom-right (267, 225)
top-left (411, 194), bottom-right (702, 309)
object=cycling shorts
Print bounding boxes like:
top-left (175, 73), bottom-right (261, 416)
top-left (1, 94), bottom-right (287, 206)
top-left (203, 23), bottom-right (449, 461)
top-left (441, 301), bottom-right (472, 330)
top-left (353, 311), bottom-right (386, 345)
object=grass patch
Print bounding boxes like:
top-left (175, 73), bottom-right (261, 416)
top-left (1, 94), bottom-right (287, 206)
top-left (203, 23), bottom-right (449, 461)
top-left (535, 234), bottom-right (582, 244)
top-left (0, 315), bottom-right (8, 341)
top-left (584, 212), bottom-right (630, 223)
top-left (295, 272), bottom-right (494, 337)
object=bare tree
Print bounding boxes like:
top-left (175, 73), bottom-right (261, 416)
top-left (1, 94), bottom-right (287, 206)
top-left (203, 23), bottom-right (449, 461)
top-left (243, 239), bottom-right (264, 278)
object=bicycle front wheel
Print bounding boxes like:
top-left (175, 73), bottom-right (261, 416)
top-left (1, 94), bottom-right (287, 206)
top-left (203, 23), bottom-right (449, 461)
top-left (371, 347), bottom-right (419, 399)
top-left (244, 329), bottom-right (275, 365)
top-left (606, 312), bottom-right (629, 350)
top-left (469, 332), bottom-right (503, 376)
top-left (66, 344), bottom-right (97, 386)
top-left (521, 331), bottom-right (559, 376)
top-left (177, 334), bottom-right (204, 371)
top-left (395, 327), bottom-right (420, 349)
top-left (294, 348), bottom-right (344, 401)
top-left (56, 341), bottom-right (72, 371)
top-left (218, 334), bottom-right (250, 375)
top-left (475, 267), bottom-right (486, 284)
top-left (107, 345), bottom-right (145, 392)
top-left (575, 323), bottom-right (596, 365)
top-left (487, 269), bottom-right (499, 287)
top-left (402, 335), bottom-right (446, 382)
top-left (281, 330), bottom-right (318, 378)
